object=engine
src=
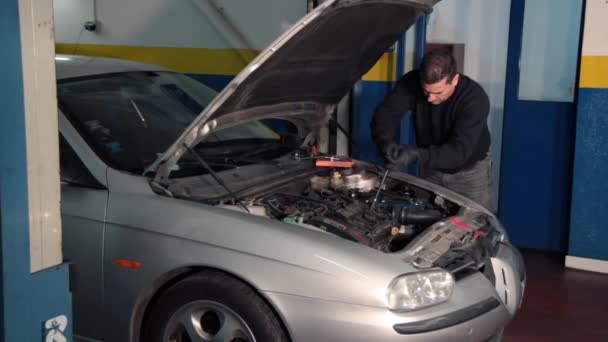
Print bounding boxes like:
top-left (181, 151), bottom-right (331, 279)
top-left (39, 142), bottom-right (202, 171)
top-left (204, 162), bottom-right (502, 271)
top-left (251, 167), bottom-right (455, 253)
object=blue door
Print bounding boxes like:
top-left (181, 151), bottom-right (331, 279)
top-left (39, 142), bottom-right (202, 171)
top-left (499, 0), bottom-right (584, 252)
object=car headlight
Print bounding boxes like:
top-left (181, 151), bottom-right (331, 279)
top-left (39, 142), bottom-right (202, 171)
top-left (386, 270), bottom-right (454, 311)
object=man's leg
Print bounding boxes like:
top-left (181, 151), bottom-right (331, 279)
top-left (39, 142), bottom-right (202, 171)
top-left (443, 155), bottom-right (495, 213)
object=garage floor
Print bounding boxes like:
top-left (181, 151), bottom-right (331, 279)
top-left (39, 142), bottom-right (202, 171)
top-left (503, 250), bottom-right (608, 341)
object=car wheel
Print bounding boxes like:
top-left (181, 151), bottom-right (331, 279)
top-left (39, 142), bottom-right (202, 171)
top-left (142, 270), bottom-right (289, 342)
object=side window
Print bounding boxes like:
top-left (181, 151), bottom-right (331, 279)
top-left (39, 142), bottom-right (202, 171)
top-left (59, 135), bottom-right (105, 189)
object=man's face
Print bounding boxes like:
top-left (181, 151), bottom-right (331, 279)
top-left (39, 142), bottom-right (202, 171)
top-left (421, 74), bottom-right (459, 105)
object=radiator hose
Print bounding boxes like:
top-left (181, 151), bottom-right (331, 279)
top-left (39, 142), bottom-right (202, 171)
top-left (395, 207), bottom-right (444, 225)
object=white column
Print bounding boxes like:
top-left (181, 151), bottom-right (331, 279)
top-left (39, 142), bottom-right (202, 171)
top-left (18, 0), bottom-right (62, 272)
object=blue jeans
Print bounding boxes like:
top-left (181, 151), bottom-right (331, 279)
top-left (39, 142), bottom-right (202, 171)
top-left (421, 154), bottom-right (495, 213)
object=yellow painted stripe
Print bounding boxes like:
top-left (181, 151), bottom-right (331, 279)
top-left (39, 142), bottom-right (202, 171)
top-left (362, 52), bottom-right (397, 82)
top-left (580, 56), bottom-right (608, 88)
top-left (55, 43), bottom-right (259, 75)
top-left (56, 43), bottom-right (397, 82)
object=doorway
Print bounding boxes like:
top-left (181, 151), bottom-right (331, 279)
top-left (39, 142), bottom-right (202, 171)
top-left (499, 0), bottom-right (584, 252)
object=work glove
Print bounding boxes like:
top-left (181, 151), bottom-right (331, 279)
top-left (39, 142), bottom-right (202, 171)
top-left (383, 143), bottom-right (420, 171)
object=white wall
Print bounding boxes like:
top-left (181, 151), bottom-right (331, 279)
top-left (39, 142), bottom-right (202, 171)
top-left (581, 0), bottom-right (608, 55)
top-left (427, 0), bottom-right (511, 208)
top-left (54, 0), bottom-right (306, 50)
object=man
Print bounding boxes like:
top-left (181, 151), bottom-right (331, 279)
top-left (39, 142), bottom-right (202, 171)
top-left (371, 49), bottom-right (494, 212)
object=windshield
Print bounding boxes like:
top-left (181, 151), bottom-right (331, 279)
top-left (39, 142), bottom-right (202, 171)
top-left (58, 71), bottom-right (217, 173)
top-left (172, 118), bottom-right (300, 178)
top-left (58, 71), bottom-right (301, 175)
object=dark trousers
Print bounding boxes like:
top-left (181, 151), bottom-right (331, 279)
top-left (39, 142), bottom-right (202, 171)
top-left (421, 154), bottom-right (495, 213)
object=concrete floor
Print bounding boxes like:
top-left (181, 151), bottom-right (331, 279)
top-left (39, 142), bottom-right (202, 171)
top-left (503, 250), bottom-right (608, 341)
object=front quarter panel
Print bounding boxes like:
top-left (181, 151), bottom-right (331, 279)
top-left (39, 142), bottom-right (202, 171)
top-left (102, 190), bottom-right (416, 341)
top-left (491, 242), bottom-right (526, 315)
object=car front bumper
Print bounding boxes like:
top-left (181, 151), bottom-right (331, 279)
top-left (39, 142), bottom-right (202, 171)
top-left (264, 242), bottom-right (525, 342)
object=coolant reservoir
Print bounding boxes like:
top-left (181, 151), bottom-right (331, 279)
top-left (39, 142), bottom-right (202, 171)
top-left (310, 175), bottom-right (330, 191)
top-left (330, 171), bottom-right (344, 189)
top-left (311, 169), bottom-right (378, 192)
top-left (342, 171), bottom-right (379, 192)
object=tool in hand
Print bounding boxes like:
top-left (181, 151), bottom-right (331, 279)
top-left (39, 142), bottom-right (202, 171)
top-left (369, 168), bottom-right (389, 213)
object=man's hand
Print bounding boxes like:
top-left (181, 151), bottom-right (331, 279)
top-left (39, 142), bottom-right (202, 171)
top-left (383, 143), bottom-right (420, 171)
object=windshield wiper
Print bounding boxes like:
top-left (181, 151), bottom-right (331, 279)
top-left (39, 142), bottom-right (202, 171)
top-left (184, 144), bottom-right (250, 213)
top-left (129, 99), bottom-right (148, 128)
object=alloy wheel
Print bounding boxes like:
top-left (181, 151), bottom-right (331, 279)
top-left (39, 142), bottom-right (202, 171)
top-left (163, 300), bottom-right (255, 342)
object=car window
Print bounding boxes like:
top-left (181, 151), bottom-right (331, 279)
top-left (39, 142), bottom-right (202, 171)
top-left (59, 134), bottom-right (105, 189)
top-left (57, 71), bottom-right (218, 174)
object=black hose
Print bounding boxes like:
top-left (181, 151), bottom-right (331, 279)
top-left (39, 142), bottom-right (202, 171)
top-left (395, 208), bottom-right (443, 225)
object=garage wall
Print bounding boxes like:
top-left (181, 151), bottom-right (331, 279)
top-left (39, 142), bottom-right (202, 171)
top-left (426, 0), bottom-right (511, 210)
top-left (567, 0), bottom-right (608, 273)
top-left (53, 0), bottom-right (307, 90)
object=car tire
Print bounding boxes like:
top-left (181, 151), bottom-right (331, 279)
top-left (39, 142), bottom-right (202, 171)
top-left (142, 270), bottom-right (289, 342)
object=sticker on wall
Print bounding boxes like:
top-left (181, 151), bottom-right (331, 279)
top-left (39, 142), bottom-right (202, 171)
top-left (44, 315), bottom-right (68, 342)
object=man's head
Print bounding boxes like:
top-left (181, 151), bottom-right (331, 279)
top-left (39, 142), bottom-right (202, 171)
top-left (419, 50), bottom-right (459, 105)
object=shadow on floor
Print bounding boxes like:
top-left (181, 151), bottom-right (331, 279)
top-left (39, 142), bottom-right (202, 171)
top-left (503, 250), bottom-right (608, 341)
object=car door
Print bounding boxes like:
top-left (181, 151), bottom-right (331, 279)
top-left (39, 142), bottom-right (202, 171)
top-left (59, 134), bottom-right (108, 341)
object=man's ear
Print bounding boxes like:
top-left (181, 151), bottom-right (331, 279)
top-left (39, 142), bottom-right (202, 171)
top-left (451, 73), bottom-right (460, 86)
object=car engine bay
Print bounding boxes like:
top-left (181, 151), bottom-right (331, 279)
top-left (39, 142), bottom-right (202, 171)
top-left (200, 161), bottom-right (503, 273)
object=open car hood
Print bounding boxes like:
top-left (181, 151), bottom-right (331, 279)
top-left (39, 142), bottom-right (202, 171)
top-left (152, 0), bottom-right (438, 182)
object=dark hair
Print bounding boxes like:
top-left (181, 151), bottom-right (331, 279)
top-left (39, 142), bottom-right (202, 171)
top-left (420, 49), bottom-right (457, 84)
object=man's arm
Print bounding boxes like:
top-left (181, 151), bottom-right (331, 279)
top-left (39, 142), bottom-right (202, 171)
top-left (371, 76), bottom-right (415, 149)
top-left (420, 94), bottom-right (490, 170)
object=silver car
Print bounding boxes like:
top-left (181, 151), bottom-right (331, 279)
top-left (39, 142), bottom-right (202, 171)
top-left (58, 1), bottom-right (525, 341)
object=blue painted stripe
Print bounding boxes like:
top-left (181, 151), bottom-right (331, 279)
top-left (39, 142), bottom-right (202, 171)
top-left (569, 87), bottom-right (608, 261)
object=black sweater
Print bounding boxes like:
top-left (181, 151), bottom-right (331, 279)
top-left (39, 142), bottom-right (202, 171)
top-left (371, 70), bottom-right (490, 173)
